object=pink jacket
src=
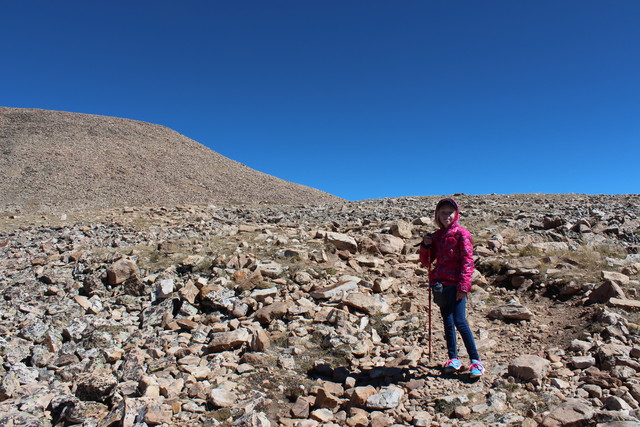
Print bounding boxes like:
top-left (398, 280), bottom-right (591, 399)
top-left (419, 198), bottom-right (475, 293)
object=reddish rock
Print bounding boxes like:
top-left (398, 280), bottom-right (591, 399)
top-left (106, 258), bottom-right (139, 285)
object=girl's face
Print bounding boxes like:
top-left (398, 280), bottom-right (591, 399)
top-left (437, 205), bottom-right (456, 228)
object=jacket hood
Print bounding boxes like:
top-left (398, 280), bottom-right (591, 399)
top-left (435, 198), bottom-right (460, 229)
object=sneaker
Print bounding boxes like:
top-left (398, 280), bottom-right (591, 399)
top-left (443, 358), bottom-right (462, 373)
top-left (469, 359), bottom-right (485, 379)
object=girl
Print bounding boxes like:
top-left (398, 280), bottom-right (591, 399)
top-left (419, 198), bottom-right (484, 378)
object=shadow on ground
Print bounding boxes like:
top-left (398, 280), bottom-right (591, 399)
top-left (308, 363), bottom-right (482, 387)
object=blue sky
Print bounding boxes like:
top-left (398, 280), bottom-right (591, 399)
top-left (2, 1), bottom-right (638, 201)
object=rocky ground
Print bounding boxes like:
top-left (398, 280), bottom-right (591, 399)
top-left (1, 194), bottom-right (640, 426)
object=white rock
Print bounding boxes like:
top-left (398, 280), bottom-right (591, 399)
top-left (366, 386), bottom-right (404, 410)
top-left (571, 355), bottom-right (596, 369)
top-left (156, 278), bottom-right (174, 299)
top-left (251, 287), bottom-right (278, 301)
top-left (310, 280), bottom-right (358, 299)
top-left (551, 378), bottom-right (571, 389)
top-left (342, 292), bottom-right (390, 315)
top-left (488, 303), bottom-right (533, 320)
top-left (209, 388), bottom-right (237, 407)
top-left (257, 261), bottom-right (283, 278)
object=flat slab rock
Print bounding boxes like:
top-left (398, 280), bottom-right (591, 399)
top-left (609, 298), bottom-right (640, 311)
top-left (541, 399), bottom-right (595, 426)
top-left (488, 303), bottom-right (533, 320)
top-left (310, 280), bottom-right (358, 299)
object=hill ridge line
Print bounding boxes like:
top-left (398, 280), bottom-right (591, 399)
top-left (0, 107), bottom-right (343, 213)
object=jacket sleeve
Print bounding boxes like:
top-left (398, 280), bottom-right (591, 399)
top-left (419, 244), bottom-right (431, 268)
top-left (458, 230), bottom-right (474, 293)
top-left (419, 242), bottom-right (437, 285)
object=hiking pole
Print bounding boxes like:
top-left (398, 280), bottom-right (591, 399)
top-left (415, 238), bottom-right (433, 362)
top-left (427, 250), bottom-right (432, 362)
top-left (428, 271), bottom-right (432, 361)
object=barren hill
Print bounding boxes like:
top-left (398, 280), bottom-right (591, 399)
top-left (0, 107), bottom-right (342, 213)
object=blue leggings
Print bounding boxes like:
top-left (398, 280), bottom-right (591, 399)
top-left (439, 285), bottom-right (480, 361)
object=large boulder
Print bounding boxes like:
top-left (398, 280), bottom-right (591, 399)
top-left (542, 216), bottom-right (565, 230)
top-left (325, 232), bottom-right (358, 252)
top-left (254, 301), bottom-right (294, 324)
top-left (370, 233), bottom-right (405, 254)
top-left (390, 220), bottom-right (413, 239)
top-left (75, 372), bottom-right (118, 403)
top-left (140, 298), bottom-right (176, 328)
top-left (508, 355), bottom-right (550, 381)
top-left (256, 261), bottom-right (284, 278)
top-left (208, 389), bottom-right (237, 408)
top-left (106, 258), bottom-right (139, 285)
top-left (601, 270), bottom-right (630, 286)
top-left (541, 399), bottom-right (595, 427)
top-left (366, 386), bottom-right (404, 410)
top-left (207, 329), bottom-right (252, 352)
top-left (342, 292), bottom-right (389, 315)
top-left (586, 281), bottom-right (626, 304)
top-left (349, 386), bottom-right (377, 408)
